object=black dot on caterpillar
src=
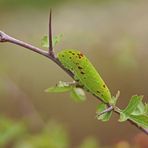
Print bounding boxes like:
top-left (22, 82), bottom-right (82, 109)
top-left (103, 84), bottom-right (106, 88)
top-left (81, 71), bottom-right (85, 75)
top-left (97, 90), bottom-right (100, 94)
top-left (78, 66), bottom-right (83, 70)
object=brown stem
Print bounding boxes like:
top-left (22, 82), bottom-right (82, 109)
top-left (0, 31), bottom-right (74, 78)
top-left (0, 31), bottom-right (147, 135)
top-left (96, 106), bottom-right (113, 116)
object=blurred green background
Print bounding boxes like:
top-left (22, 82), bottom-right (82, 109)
top-left (0, 0), bottom-right (148, 147)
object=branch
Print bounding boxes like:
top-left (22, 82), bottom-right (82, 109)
top-left (0, 31), bottom-right (147, 135)
top-left (0, 31), bottom-right (74, 78)
top-left (96, 106), bottom-right (113, 116)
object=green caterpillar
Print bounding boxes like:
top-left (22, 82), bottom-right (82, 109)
top-left (58, 49), bottom-right (112, 103)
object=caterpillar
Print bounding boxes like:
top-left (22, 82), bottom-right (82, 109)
top-left (58, 49), bottom-right (112, 103)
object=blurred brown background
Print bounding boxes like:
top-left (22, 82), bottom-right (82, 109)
top-left (0, 0), bottom-right (148, 147)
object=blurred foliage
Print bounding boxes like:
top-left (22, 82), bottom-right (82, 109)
top-left (0, 0), bottom-right (64, 8)
top-left (0, 116), bottom-right (69, 148)
top-left (0, 0), bottom-right (116, 9)
top-left (15, 121), bottom-right (69, 148)
top-left (0, 116), bottom-right (27, 147)
top-left (0, 115), bottom-right (147, 148)
top-left (78, 137), bottom-right (100, 148)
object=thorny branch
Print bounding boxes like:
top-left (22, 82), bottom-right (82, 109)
top-left (0, 31), bottom-right (74, 78)
top-left (0, 17), bottom-right (148, 136)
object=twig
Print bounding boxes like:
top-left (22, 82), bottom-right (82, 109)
top-left (96, 106), bottom-right (113, 116)
top-left (0, 31), bottom-right (74, 79)
top-left (0, 31), bottom-right (48, 57)
top-left (0, 23), bottom-right (148, 135)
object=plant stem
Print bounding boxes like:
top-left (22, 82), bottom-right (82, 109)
top-left (96, 105), bottom-right (113, 116)
top-left (0, 31), bottom-right (74, 78)
top-left (0, 31), bottom-right (147, 135)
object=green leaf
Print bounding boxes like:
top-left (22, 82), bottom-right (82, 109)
top-left (70, 88), bottom-right (86, 102)
top-left (131, 100), bottom-right (145, 115)
top-left (119, 112), bottom-right (127, 122)
top-left (45, 81), bottom-right (86, 103)
top-left (96, 103), bottom-right (112, 122)
top-left (41, 35), bottom-right (48, 48)
top-left (41, 34), bottom-right (63, 48)
top-left (122, 95), bottom-right (143, 115)
top-left (53, 34), bottom-right (63, 47)
top-left (0, 116), bottom-right (27, 147)
top-left (129, 114), bottom-right (148, 129)
top-left (119, 95), bottom-right (143, 121)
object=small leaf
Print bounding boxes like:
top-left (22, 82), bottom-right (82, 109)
top-left (122, 95), bottom-right (143, 115)
top-left (96, 103), bottom-right (112, 122)
top-left (119, 95), bottom-right (143, 122)
top-left (41, 35), bottom-right (48, 48)
top-left (41, 34), bottom-right (63, 48)
top-left (70, 88), bottom-right (86, 102)
top-left (131, 100), bottom-right (145, 115)
top-left (129, 114), bottom-right (148, 128)
top-left (53, 34), bottom-right (63, 47)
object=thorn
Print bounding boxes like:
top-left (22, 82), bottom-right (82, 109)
top-left (49, 9), bottom-right (53, 56)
